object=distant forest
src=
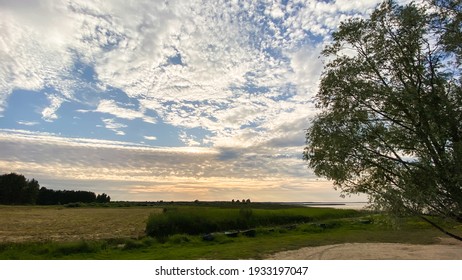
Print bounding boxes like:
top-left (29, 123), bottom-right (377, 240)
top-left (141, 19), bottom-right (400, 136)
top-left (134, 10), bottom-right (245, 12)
top-left (0, 173), bottom-right (110, 205)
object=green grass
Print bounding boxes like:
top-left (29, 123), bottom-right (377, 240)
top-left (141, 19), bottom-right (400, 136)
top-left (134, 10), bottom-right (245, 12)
top-left (145, 206), bottom-right (361, 240)
top-left (1, 203), bottom-right (457, 259)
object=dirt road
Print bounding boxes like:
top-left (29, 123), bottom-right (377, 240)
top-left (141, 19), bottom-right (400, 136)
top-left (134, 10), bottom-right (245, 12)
top-left (267, 238), bottom-right (462, 259)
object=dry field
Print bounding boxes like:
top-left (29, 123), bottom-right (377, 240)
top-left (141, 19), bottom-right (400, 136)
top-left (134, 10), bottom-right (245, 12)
top-left (0, 206), bottom-right (160, 243)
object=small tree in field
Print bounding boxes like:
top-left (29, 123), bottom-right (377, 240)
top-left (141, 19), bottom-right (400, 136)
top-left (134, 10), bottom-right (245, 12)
top-left (304, 1), bottom-right (462, 224)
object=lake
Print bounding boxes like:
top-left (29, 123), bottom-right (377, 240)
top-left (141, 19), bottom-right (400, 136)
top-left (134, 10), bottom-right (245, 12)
top-left (290, 202), bottom-right (369, 210)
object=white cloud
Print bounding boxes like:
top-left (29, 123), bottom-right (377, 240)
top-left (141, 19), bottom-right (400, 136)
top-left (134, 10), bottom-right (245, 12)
top-left (95, 99), bottom-right (156, 123)
top-left (179, 131), bottom-right (201, 147)
top-left (102, 118), bottom-right (126, 136)
top-left (42, 95), bottom-right (66, 122)
top-left (0, 129), bottom-right (349, 201)
top-left (17, 121), bottom-right (40, 126)
top-left (266, 1), bottom-right (285, 19)
top-left (0, 1), bottom-right (77, 113)
top-left (286, 44), bottom-right (324, 98)
top-left (0, 129), bottom-right (309, 180)
top-left (143, 135), bottom-right (157, 141)
top-left (0, 1), bottom-right (386, 201)
top-left (0, 0), bottom-right (381, 145)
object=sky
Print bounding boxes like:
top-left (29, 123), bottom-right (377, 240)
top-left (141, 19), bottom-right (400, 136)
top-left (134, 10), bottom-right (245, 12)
top-left (0, 0), bottom-right (385, 202)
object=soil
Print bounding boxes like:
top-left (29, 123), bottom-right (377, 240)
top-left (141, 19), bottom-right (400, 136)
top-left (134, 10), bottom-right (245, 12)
top-left (266, 238), bottom-right (462, 260)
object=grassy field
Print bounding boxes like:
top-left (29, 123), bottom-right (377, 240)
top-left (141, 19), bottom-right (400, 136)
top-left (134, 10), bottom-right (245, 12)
top-left (0, 205), bottom-right (160, 243)
top-left (0, 203), bottom-right (458, 259)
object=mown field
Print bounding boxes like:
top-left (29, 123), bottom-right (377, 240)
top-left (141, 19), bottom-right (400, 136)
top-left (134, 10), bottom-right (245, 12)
top-left (0, 203), bottom-right (458, 259)
top-left (0, 205), bottom-right (159, 243)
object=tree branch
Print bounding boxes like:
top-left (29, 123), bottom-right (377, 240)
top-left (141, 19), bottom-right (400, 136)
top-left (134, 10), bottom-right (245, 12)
top-left (420, 215), bottom-right (462, 241)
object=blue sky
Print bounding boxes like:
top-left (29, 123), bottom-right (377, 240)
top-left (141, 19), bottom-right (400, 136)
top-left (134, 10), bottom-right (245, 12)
top-left (0, 0), bottom-right (384, 202)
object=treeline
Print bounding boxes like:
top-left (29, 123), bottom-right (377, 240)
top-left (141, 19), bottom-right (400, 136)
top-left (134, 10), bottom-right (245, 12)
top-left (37, 187), bottom-right (110, 205)
top-left (0, 173), bottom-right (110, 205)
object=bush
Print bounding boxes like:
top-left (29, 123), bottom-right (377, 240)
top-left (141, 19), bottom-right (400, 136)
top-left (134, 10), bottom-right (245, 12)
top-left (51, 240), bottom-right (103, 257)
top-left (145, 208), bottom-right (222, 241)
top-left (122, 239), bottom-right (145, 250)
top-left (64, 202), bottom-right (83, 208)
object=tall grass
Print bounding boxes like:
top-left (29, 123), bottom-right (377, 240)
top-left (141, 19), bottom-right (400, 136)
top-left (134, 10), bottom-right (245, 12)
top-left (145, 206), bottom-right (360, 240)
top-left (0, 240), bottom-right (107, 259)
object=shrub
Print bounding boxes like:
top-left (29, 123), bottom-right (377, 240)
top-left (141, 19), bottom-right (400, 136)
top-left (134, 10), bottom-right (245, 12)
top-left (146, 208), bottom-right (238, 240)
top-left (64, 202), bottom-right (83, 208)
top-left (123, 239), bottom-right (145, 250)
top-left (51, 240), bottom-right (102, 256)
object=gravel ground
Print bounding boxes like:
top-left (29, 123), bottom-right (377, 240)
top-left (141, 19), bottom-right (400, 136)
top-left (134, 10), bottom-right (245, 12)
top-left (267, 238), bottom-right (462, 260)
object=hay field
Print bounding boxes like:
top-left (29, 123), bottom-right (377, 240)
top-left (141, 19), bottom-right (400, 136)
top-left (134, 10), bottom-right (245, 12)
top-left (0, 206), bottom-right (160, 243)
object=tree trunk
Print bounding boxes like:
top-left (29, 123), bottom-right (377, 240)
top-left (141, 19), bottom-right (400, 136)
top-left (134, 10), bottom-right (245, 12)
top-left (420, 215), bottom-right (462, 242)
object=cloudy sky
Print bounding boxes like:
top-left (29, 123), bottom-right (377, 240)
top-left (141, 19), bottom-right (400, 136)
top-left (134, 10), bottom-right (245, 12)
top-left (0, 0), bottom-right (384, 202)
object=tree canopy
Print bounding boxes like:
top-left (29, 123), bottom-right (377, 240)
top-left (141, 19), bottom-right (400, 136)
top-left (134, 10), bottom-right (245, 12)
top-left (0, 173), bottom-right (39, 204)
top-left (0, 173), bottom-right (110, 205)
top-left (304, 0), bottom-right (462, 222)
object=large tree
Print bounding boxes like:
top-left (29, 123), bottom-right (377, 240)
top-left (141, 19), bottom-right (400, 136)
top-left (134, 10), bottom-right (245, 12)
top-left (430, 0), bottom-right (462, 62)
top-left (304, 1), bottom-right (462, 222)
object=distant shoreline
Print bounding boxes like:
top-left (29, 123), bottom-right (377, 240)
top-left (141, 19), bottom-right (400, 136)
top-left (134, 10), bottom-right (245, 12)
top-left (288, 201), bottom-right (368, 209)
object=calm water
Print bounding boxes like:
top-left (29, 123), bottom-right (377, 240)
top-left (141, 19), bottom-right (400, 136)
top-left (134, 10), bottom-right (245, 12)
top-left (291, 202), bottom-right (369, 210)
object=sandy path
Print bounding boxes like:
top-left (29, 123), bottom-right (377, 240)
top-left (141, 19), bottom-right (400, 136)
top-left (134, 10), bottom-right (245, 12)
top-left (267, 238), bottom-right (462, 260)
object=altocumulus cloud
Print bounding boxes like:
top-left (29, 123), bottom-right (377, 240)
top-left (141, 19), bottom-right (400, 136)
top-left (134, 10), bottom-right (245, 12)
top-left (0, 0), bottom-right (383, 201)
top-left (0, 129), bottom-right (340, 201)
